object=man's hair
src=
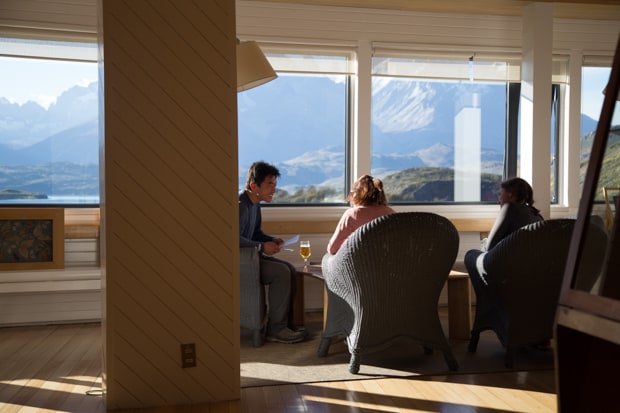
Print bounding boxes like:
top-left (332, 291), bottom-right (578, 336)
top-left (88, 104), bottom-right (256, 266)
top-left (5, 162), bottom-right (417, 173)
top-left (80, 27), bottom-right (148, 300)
top-left (244, 161), bottom-right (281, 190)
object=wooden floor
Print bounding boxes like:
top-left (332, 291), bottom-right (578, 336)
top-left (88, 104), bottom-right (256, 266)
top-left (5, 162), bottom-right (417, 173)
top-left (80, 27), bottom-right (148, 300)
top-left (0, 322), bottom-right (557, 413)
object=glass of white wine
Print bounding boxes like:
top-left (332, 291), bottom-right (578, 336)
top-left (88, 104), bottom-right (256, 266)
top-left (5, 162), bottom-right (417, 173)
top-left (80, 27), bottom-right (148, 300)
top-left (300, 240), bottom-right (311, 268)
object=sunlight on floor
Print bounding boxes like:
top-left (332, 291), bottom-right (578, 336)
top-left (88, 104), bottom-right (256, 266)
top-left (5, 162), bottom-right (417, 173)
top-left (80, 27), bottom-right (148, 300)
top-left (301, 378), bottom-right (556, 413)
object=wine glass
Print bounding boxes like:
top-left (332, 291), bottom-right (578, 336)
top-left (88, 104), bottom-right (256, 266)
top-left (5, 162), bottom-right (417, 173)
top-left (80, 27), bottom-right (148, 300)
top-left (300, 240), bottom-right (311, 268)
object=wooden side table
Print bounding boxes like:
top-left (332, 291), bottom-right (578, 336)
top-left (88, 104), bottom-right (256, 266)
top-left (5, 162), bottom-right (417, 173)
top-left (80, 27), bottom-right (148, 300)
top-left (447, 270), bottom-right (472, 340)
top-left (294, 265), bottom-right (324, 327)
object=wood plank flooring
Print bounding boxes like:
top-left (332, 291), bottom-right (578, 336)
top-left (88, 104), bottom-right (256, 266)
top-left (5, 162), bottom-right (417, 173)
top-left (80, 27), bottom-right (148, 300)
top-left (0, 322), bottom-right (557, 413)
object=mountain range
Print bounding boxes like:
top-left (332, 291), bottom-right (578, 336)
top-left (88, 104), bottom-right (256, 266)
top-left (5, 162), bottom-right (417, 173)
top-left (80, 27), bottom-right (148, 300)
top-left (0, 80), bottom-right (603, 201)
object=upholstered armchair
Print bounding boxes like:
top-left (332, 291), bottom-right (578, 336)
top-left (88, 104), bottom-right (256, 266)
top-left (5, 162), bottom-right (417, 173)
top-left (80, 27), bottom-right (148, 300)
top-left (239, 247), bottom-right (266, 347)
top-left (319, 212), bottom-right (460, 374)
top-left (465, 218), bottom-right (607, 368)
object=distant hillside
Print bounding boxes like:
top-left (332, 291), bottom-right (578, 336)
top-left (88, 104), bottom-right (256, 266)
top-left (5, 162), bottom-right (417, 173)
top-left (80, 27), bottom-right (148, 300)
top-left (580, 125), bottom-right (620, 201)
top-left (0, 79), bottom-right (612, 204)
top-left (275, 166), bottom-right (502, 203)
top-left (381, 167), bottom-right (501, 202)
top-left (0, 162), bottom-right (99, 198)
top-left (0, 189), bottom-right (47, 200)
top-left (0, 82), bottom-right (97, 151)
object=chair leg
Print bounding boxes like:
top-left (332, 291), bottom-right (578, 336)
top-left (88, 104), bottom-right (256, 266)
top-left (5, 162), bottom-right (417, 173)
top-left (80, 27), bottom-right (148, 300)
top-left (443, 350), bottom-right (459, 371)
top-left (468, 331), bottom-right (480, 353)
top-left (348, 354), bottom-right (360, 374)
top-left (504, 347), bottom-right (516, 368)
top-left (252, 329), bottom-right (264, 347)
top-left (317, 337), bottom-right (331, 357)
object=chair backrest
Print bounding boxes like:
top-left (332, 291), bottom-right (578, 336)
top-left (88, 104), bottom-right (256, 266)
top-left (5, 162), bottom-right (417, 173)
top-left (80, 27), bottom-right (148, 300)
top-left (324, 211), bottom-right (459, 350)
top-left (482, 219), bottom-right (576, 345)
top-left (573, 215), bottom-right (609, 292)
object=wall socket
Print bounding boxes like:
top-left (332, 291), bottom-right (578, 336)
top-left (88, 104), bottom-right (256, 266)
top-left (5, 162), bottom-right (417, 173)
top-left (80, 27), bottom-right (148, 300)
top-left (181, 343), bottom-right (196, 368)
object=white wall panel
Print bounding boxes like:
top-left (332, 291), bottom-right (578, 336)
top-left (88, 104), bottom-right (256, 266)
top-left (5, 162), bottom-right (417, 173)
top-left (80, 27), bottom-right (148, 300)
top-left (237, 2), bottom-right (522, 49)
top-left (0, 0), bottom-right (96, 40)
top-left (237, 1), bottom-right (619, 54)
top-left (0, 291), bottom-right (101, 325)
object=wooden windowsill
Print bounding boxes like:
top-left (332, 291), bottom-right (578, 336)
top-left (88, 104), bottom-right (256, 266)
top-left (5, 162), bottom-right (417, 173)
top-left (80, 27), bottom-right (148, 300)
top-left (61, 207), bottom-right (495, 239)
top-left (263, 217), bottom-right (495, 235)
top-left (65, 208), bottom-right (100, 239)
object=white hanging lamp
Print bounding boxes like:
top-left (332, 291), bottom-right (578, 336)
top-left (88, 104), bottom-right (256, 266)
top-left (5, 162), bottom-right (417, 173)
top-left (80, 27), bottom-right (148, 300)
top-left (236, 40), bottom-right (277, 92)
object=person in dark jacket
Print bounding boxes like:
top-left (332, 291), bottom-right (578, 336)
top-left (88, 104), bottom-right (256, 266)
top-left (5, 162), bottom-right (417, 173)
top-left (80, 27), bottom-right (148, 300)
top-left (483, 177), bottom-right (544, 252)
top-left (465, 177), bottom-right (544, 289)
top-left (239, 161), bottom-right (305, 344)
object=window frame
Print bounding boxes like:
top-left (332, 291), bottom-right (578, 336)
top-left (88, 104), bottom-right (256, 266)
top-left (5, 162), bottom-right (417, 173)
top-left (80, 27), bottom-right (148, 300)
top-left (367, 49), bottom-right (565, 205)
top-left (238, 44), bottom-right (357, 206)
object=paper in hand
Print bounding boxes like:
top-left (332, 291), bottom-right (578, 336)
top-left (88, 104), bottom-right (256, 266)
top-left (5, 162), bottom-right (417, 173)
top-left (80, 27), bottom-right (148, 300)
top-left (282, 234), bottom-right (300, 247)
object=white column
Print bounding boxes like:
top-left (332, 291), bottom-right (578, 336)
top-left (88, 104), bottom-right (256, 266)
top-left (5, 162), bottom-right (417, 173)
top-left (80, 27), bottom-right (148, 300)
top-left (353, 40), bottom-right (373, 181)
top-left (563, 50), bottom-right (584, 214)
top-left (521, 3), bottom-right (553, 218)
top-left (454, 93), bottom-right (481, 202)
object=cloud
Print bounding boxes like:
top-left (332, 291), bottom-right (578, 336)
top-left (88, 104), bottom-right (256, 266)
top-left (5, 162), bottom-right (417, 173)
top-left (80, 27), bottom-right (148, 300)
top-left (414, 143), bottom-right (452, 166)
top-left (281, 147), bottom-right (343, 175)
top-left (372, 78), bottom-right (436, 133)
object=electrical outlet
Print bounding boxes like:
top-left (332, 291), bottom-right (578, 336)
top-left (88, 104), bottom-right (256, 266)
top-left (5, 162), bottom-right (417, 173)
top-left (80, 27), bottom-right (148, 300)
top-left (181, 343), bottom-right (196, 368)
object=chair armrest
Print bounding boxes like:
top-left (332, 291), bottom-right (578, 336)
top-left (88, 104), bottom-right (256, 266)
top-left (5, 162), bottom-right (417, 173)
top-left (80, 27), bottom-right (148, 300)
top-left (240, 247), bottom-right (260, 288)
top-left (240, 247), bottom-right (265, 332)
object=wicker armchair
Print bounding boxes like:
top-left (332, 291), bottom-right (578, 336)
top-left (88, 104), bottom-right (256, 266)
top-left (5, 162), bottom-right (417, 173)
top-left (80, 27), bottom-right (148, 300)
top-left (319, 212), bottom-right (460, 374)
top-left (240, 247), bottom-right (266, 347)
top-left (465, 218), bottom-right (607, 367)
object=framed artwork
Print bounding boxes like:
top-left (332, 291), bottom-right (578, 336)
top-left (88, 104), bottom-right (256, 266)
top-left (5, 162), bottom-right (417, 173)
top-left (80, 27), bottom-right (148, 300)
top-left (0, 208), bottom-right (65, 270)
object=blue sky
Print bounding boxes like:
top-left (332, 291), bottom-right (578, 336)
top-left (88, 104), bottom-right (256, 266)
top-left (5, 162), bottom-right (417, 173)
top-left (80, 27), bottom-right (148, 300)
top-left (0, 56), bottom-right (97, 109)
top-left (582, 66), bottom-right (620, 124)
top-left (1, 55), bottom-right (618, 125)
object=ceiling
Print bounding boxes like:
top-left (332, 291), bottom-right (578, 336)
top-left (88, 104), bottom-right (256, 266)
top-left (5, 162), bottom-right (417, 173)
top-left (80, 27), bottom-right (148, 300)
top-left (251, 0), bottom-right (620, 20)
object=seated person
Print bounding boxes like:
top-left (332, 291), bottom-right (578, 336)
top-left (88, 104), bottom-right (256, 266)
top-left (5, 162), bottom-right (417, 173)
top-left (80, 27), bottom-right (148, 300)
top-left (327, 174), bottom-right (395, 254)
top-left (465, 177), bottom-right (544, 289)
top-left (239, 161), bottom-right (305, 344)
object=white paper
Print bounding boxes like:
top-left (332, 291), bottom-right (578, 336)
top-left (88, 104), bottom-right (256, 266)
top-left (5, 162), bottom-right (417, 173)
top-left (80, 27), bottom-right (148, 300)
top-left (282, 234), bottom-right (300, 246)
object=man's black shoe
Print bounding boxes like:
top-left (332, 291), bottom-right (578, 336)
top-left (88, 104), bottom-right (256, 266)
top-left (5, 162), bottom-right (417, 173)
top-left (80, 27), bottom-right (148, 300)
top-left (266, 327), bottom-right (305, 344)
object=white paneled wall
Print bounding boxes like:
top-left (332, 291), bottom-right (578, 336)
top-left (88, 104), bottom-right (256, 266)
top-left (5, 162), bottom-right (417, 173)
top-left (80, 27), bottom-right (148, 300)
top-left (0, 227), bottom-right (480, 324)
top-left (0, 238), bottom-right (101, 326)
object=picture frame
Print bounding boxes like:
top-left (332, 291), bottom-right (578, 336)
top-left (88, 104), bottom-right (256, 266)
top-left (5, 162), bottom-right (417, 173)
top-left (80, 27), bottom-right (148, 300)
top-left (603, 186), bottom-right (620, 232)
top-left (0, 208), bottom-right (65, 270)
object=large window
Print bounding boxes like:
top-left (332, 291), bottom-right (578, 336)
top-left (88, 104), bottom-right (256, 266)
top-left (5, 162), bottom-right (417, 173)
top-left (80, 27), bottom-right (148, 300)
top-left (0, 40), bottom-right (572, 207)
top-left (237, 47), bottom-right (352, 203)
top-left (370, 52), bottom-right (518, 203)
top-left (0, 38), bottom-right (98, 205)
top-left (581, 63), bottom-right (620, 202)
top-left (370, 51), bottom-right (565, 204)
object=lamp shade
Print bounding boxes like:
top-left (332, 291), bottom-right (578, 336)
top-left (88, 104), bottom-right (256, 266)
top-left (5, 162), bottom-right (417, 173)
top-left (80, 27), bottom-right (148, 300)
top-left (236, 40), bottom-right (277, 92)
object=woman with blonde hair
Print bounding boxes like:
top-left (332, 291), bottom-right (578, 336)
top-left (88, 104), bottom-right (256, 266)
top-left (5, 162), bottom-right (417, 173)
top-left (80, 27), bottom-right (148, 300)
top-left (327, 174), bottom-right (395, 254)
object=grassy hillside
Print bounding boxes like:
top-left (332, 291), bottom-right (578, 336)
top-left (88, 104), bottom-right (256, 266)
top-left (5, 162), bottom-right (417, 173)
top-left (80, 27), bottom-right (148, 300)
top-left (276, 166), bottom-right (502, 203)
top-left (581, 126), bottom-right (620, 202)
top-left (381, 167), bottom-right (501, 202)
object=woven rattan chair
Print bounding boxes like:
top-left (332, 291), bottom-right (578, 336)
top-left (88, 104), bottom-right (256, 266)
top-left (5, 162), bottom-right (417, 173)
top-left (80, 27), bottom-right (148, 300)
top-left (465, 218), bottom-right (606, 368)
top-left (240, 247), bottom-right (266, 347)
top-left (319, 212), bottom-right (460, 374)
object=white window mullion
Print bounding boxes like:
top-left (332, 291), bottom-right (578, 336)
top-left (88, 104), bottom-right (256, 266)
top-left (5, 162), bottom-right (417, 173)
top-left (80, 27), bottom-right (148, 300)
top-left (353, 40), bottom-right (372, 182)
